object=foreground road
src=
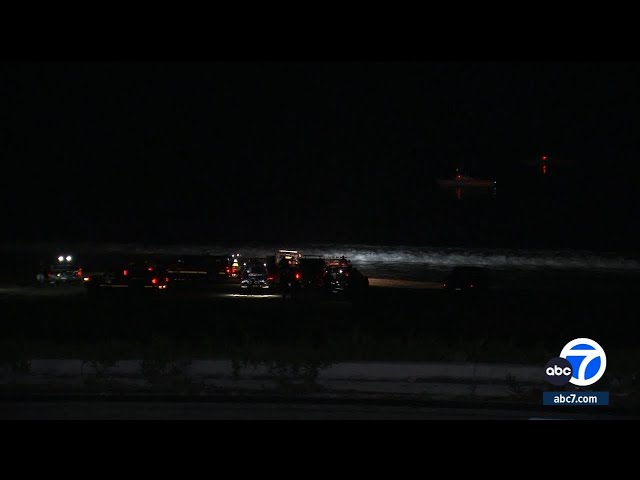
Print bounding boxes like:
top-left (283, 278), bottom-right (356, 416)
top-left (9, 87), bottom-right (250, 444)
top-left (0, 400), bottom-right (631, 420)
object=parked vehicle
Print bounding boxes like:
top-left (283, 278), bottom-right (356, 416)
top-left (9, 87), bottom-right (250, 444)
top-left (240, 263), bottom-right (273, 290)
top-left (84, 261), bottom-right (170, 294)
top-left (37, 254), bottom-right (83, 286)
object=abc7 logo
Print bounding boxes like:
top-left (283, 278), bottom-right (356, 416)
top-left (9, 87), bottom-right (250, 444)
top-left (545, 338), bottom-right (607, 387)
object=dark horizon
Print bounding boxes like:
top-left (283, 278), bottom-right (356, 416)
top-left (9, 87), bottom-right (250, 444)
top-left (2, 62), bottom-right (639, 250)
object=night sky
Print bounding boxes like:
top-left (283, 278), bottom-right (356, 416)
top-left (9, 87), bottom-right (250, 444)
top-left (2, 62), bottom-right (639, 249)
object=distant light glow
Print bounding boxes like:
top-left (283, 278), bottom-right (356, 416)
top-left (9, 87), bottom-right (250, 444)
top-left (541, 155), bottom-right (548, 161)
top-left (58, 256), bottom-right (64, 262)
top-left (66, 256), bottom-right (72, 262)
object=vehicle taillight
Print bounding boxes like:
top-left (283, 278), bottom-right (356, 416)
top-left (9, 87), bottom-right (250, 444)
top-left (148, 267), bottom-right (154, 271)
top-left (165, 277), bottom-right (170, 283)
top-left (295, 272), bottom-right (301, 280)
top-left (123, 270), bottom-right (128, 276)
top-left (151, 278), bottom-right (158, 285)
top-left (267, 276), bottom-right (274, 281)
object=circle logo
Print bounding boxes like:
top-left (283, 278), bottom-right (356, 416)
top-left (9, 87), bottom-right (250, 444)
top-left (560, 338), bottom-right (606, 387)
top-left (544, 357), bottom-right (573, 386)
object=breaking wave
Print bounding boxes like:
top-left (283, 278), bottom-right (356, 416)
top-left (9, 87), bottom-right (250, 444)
top-left (3, 242), bottom-right (639, 273)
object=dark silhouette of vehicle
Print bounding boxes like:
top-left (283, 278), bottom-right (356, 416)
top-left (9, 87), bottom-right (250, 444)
top-left (277, 256), bottom-right (303, 300)
top-left (323, 257), bottom-right (369, 298)
top-left (201, 250), bottom-right (241, 282)
top-left (84, 261), bottom-right (170, 294)
top-left (299, 257), bottom-right (328, 289)
top-left (442, 267), bottom-right (490, 292)
top-left (37, 254), bottom-right (83, 286)
top-left (240, 262), bottom-right (273, 290)
top-left (257, 250), bottom-right (304, 299)
top-left (166, 256), bottom-right (211, 287)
